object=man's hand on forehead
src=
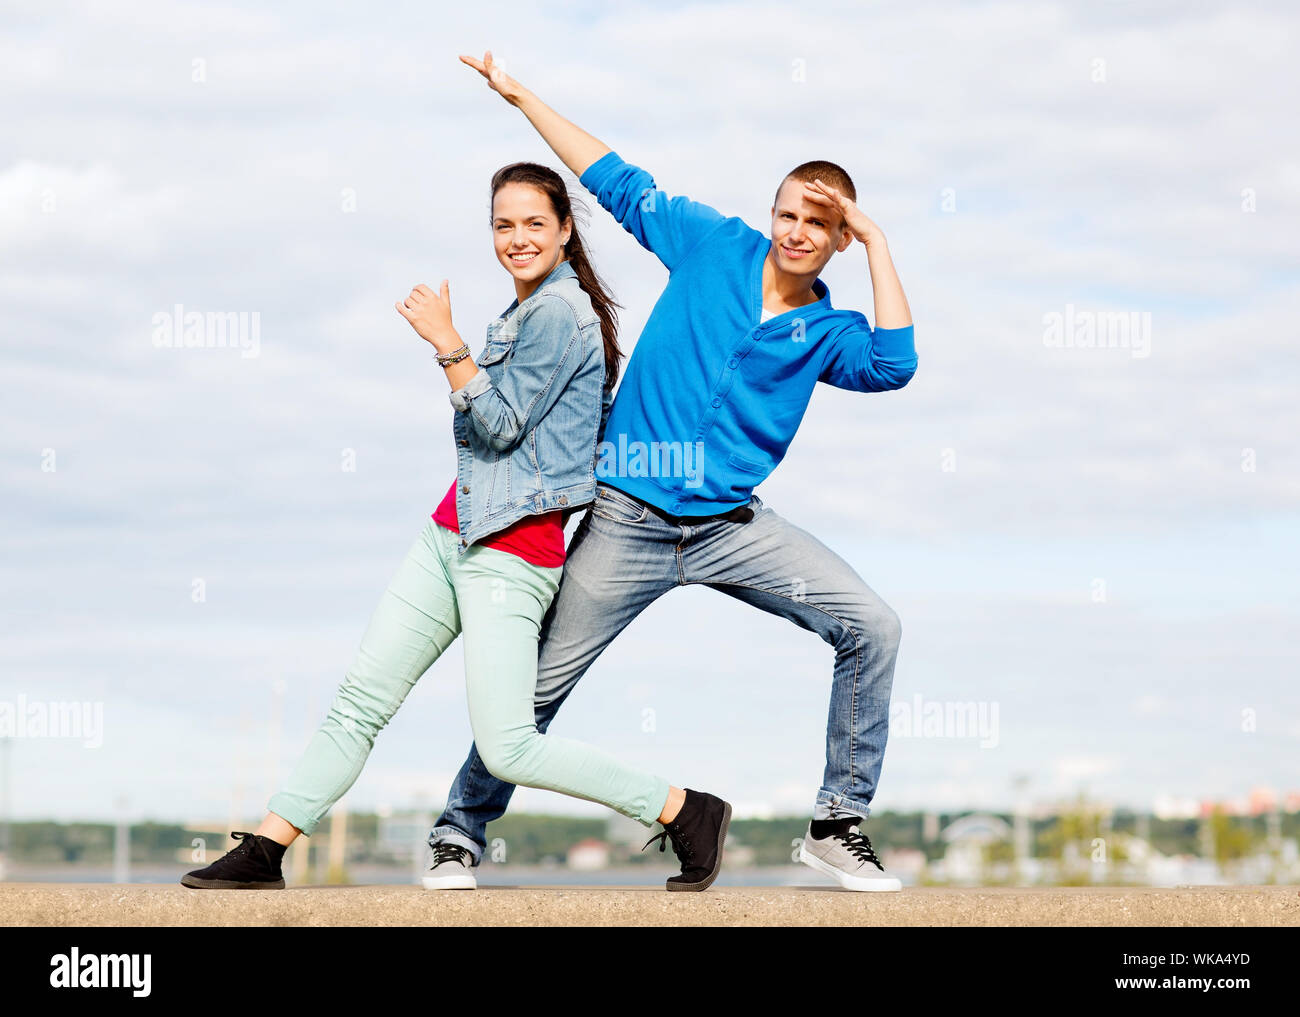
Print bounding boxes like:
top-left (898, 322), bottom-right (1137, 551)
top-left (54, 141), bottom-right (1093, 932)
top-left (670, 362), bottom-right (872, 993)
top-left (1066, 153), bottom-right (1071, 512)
top-left (804, 178), bottom-right (884, 248)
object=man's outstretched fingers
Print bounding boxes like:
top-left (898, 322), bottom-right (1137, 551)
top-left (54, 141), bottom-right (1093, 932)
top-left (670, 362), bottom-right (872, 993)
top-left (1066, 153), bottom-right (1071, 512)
top-left (803, 180), bottom-right (840, 206)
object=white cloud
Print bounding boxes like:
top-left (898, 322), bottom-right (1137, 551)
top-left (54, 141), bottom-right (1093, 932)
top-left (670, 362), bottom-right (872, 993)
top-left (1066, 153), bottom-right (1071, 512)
top-left (2, 0), bottom-right (1297, 824)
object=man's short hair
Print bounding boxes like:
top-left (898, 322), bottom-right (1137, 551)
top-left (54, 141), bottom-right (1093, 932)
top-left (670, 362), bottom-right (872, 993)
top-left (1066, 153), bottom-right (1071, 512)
top-left (776, 161), bottom-right (857, 226)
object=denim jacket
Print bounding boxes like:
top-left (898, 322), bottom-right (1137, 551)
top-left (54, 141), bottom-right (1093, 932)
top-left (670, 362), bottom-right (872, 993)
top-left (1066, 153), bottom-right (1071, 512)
top-left (446, 259), bottom-right (611, 556)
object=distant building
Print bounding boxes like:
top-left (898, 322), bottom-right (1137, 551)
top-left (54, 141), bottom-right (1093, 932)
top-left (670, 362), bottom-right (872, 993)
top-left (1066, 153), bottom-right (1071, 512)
top-left (606, 813), bottom-right (653, 860)
top-left (885, 847), bottom-right (926, 879)
top-left (567, 839), bottom-right (610, 871)
top-left (1248, 787), bottom-right (1278, 815)
top-left (724, 843), bottom-right (756, 867)
top-left (936, 813), bottom-right (1012, 884)
top-left (942, 813), bottom-right (1012, 843)
top-left (378, 812), bottom-right (435, 861)
top-left (1152, 796), bottom-right (1199, 820)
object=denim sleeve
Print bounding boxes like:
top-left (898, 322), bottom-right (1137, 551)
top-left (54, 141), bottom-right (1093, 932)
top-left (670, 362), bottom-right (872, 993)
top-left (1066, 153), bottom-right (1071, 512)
top-left (597, 381), bottom-right (614, 446)
top-left (447, 295), bottom-right (587, 451)
top-left (817, 319), bottom-right (918, 393)
top-left (579, 150), bottom-right (727, 272)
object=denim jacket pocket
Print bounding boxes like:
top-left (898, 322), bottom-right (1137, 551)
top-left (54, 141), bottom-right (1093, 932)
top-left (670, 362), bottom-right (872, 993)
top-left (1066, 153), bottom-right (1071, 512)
top-left (452, 266), bottom-right (604, 553)
top-left (476, 338), bottom-right (514, 367)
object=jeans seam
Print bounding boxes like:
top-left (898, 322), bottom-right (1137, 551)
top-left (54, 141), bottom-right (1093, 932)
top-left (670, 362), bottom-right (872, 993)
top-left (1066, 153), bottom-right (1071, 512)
top-left (463, 753), bottom-right (479, 800)
top-left (686, 577), bottom-right (864, 791)
top-left (818, 789), bottom-right (871, 815)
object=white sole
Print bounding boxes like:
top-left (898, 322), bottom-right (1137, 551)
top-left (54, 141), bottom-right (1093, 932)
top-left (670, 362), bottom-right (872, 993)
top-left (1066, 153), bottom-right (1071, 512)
top-left (799, 844), bottom-right (902, 891)
top-left (421, 874), bottom-right (477, 890)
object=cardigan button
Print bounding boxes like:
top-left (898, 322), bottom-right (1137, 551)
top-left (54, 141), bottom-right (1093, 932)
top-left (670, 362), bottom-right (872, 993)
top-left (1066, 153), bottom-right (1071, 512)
top-left (458, 439), bottom-right (469, 446)
top-left (461, 485), bottom-right (470, 493)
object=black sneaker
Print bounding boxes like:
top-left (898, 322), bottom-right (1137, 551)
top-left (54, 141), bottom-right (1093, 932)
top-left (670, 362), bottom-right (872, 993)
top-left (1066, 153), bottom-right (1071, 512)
top-left (180, 831), bottom-right (287, 889)
top-left (642, 788), bottom-right (732, 891)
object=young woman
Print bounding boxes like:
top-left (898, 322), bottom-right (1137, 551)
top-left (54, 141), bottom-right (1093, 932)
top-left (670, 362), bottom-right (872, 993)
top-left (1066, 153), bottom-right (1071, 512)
top-left (181, 163), bottom-right (731, 892)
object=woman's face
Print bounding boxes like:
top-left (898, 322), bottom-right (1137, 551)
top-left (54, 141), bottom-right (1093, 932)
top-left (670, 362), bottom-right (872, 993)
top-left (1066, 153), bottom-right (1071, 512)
top-left (491, 182), bottom-right (570, 297)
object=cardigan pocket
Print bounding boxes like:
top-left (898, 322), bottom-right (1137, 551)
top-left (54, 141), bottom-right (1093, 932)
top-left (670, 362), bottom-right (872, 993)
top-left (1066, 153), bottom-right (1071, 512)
top-left (726, 451), bottom-right (769, 475)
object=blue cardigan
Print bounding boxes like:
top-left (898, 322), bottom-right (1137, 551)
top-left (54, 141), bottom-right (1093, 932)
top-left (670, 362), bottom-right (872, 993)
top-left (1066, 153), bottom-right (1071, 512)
top-left (579, 150), bottom-right (918, 516)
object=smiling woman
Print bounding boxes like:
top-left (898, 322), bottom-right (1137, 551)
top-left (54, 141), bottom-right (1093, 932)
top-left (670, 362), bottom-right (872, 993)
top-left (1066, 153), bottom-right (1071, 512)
top-left (485, 162), bottom-right (625, 392)
top-left (179, 158), bottom-right (734, 896)
top-left (492, 180), bottom-right (568, 297)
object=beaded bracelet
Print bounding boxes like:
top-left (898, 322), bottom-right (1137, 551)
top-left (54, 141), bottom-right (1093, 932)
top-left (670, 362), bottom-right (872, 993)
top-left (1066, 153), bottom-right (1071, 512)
top-left (435, 343), bottom-right (471, 367)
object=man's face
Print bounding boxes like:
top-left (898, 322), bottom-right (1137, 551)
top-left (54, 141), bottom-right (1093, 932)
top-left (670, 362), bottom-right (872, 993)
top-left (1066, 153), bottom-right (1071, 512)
top-left (769, 177), bottom-right (853, 279)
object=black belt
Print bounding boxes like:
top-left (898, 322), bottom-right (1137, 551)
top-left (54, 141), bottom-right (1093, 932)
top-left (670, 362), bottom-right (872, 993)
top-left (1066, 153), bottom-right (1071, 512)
top-left (618, 490), bottom-right (754, 526)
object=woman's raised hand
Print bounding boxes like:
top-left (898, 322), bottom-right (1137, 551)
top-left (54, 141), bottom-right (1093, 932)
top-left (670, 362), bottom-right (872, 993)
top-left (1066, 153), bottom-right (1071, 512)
top-left (395, 281), bottom-right (459, 352)
top-left (459, 50), bottom-right (527, 106)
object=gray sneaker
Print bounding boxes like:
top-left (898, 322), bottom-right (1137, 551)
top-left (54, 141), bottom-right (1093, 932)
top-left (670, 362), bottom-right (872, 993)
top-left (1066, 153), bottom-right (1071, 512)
top-left (799, 821), bottom-right (902, 891)
top-left (421, 842), bottom-right (477, 890)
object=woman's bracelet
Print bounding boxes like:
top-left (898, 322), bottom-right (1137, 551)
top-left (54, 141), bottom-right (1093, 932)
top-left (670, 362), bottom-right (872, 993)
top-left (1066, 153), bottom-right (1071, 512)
top-left (434, 343), bottom-right (471, 367)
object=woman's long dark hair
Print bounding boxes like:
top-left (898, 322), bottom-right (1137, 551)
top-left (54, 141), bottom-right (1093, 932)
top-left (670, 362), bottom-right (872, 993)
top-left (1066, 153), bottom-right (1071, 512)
top-left (490, 162), bottom-right (623, 391)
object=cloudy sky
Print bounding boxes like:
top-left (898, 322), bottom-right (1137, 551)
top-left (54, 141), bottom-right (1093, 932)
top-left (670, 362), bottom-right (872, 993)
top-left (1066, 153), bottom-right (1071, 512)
top-left (2, 0), bottom-right (1297, 830)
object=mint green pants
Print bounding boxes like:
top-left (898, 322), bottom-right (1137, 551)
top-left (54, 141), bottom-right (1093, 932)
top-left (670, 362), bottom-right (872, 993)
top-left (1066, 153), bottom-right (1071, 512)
top-left (267, 519), bottom-right (671, 835)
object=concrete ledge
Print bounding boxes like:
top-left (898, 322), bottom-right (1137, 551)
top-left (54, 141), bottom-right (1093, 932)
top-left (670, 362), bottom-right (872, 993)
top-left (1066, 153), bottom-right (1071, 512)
top-left (3, 884), bottom-right (1298, 926)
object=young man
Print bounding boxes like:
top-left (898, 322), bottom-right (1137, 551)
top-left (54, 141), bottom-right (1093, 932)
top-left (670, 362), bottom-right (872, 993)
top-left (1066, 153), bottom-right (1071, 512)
top-left (425, 51), bottom-right (917, 891)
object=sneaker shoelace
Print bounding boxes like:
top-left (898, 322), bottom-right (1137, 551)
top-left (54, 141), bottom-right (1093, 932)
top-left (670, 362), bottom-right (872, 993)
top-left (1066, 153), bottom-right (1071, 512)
top-left (837, 828), bottom-right (885, 872)
top-left (430, 842), bottom-right (472, 868)
top-left (229, 831), bottom-right (276, 870)
top-left (642, 824), bottom-right (694, 868)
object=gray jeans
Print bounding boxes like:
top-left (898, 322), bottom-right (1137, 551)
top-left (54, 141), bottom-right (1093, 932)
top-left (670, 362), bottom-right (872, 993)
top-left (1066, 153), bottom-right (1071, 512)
top-left (430, 482), bottom-right (902, 862)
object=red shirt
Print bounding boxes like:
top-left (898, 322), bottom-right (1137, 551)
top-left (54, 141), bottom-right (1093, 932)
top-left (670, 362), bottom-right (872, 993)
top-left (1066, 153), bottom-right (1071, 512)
top-left (432, 479), bottom-right (566, 567)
